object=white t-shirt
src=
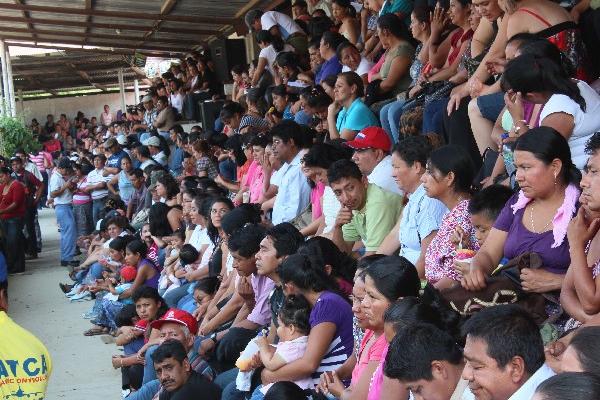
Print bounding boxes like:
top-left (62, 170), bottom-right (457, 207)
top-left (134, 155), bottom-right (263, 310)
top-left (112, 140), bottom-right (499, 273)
top-left (540, 80), bottom-right (600, 170)
top-left (188, 225), bottom-right (211, 251)
top-left (49, 171), bottom-right (72, 205)
top-left (86, 168), bottom-right (109, 199)
top-left (152, 151), bottom-right (168, 166)
top-left (261, 11), bottom-right (303, 39)
top-left (368, 156), bottom-right (403, 196)
top-left (322, 186), bottom-right (342, 234)
top-left (170, 93), bottom-right (184, 114)
top-left (342, 57), bottom-right (374, 77)
top-left (259, 43), bottom-right (295, 75)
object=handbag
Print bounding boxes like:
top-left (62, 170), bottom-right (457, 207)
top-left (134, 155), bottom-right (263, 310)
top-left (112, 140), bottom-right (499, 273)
top-left (130, 208), bottom-right (150, 231)
top-left (441, 252), bottom-right (558, 324)
top-left (290, 204), bottom-right (312, 231)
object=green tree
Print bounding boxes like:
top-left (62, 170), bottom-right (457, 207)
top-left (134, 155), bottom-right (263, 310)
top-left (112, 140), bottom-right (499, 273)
top-left (0, 115), bottom-right (40, 157)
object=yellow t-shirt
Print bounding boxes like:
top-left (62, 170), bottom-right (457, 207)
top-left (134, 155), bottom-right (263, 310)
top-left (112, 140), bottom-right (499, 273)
top-left (0, 311), bottom-right (52, 399)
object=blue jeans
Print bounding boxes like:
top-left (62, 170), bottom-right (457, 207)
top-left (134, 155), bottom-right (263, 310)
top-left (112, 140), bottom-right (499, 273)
top-left (1, 217), bottom-right (24, 272)
top-left (476, 92), bottom-right (505, 121)
top-left (249, 386), bottom-right (265, 400)
top-left (163, 282), bottom-right (193, 308)
top-left (142, 344), bottom-right (159, 384)
top-left (422, 98), bottom-right (449, 135)
top-left (92, 197), bottom-right (106, 226)
top-left (127, 379), bottom-right (160, 400)
top-left (56, 204), bottom-right (76, 262)
top-left (380, 99), bottom-right (406, 144)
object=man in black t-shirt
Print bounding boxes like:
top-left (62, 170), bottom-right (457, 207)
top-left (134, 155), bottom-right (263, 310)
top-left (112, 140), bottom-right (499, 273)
top-left (152, 340), bottom-right (221, 400)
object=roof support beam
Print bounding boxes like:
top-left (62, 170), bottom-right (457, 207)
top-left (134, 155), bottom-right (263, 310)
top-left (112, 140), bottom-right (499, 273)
top-left (66, 62), bottom-right (108, 91)
top-left (0, 3), bottom-right (235, 24)
top-left (83, 0), bottom-right (94, 45)
top-left (0, 26), bottom-right (201, 45)
top-left (14, 0), bottom-right (35, 40)
top-left (0, 15), bottom-right (219, 35)
top-left (4, 41), bottom-right (179, 58)
top-left (0, 34), bottom-right (189, 53)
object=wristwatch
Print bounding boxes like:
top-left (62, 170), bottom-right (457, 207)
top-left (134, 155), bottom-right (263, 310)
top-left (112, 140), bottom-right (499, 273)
top-left (209, 332), bottom-right (218, 343)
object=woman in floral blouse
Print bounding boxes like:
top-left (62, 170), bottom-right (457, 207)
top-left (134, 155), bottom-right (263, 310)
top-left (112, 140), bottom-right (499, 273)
top-left (422, 145), bottom-right (479, 289)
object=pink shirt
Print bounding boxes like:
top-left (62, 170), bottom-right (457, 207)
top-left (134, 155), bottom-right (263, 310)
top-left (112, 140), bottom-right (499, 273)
top-left (311, 181), bottom-right (325, 220)
top-left (247, 273), bottom-right (276, 326)
top-left (243, 161), bottom-right (263, 203)
top-left (368, 344), bottom-right (388, 400)
top-left (351, 330), bottom-right (387, 386)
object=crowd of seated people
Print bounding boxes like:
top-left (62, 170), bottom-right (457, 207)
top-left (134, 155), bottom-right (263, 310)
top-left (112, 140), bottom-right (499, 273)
top-left (5, 0), bottom-right (600, 398)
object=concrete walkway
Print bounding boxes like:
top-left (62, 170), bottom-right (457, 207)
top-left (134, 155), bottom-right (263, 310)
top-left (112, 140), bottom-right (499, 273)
top-left (7, 209), bottom-right (120, 399)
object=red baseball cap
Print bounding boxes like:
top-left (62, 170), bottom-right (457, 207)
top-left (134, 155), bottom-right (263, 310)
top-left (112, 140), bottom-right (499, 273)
top-left (150, 308), bottom-right (198, 334)
top-left (345, 127), bottom-right (391, 152)
top-left (120, 266), bottom-right (137, 282)
top-left (133, 319), bottom-right (149, 331)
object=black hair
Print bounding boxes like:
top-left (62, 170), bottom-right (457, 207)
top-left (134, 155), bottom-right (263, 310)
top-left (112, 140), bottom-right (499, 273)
top-left (335, 41), bottom-right (358, 61)
top-left (272, 84), bottom-right (289, 99)
top-left (306, 85), bottom-right (333, 109)
top-left (127, 239), bottom-right (148, 259)
top-left (514, 126), bottom-right (581, 186)
top-left (278, 294), bottom-right (311, 334)
top-left (513, 34), bottom-right (576, 77)
top-left (300, 236), bottom-right (357, 283)
top-left (501, 54), bottom-right (585, 112)
top-left (93, 153), bottom-right (107, 163)
top-left (568, 326), bottom-right (600, 373)
top-left (115, 304), bottom-right (138, 327)
top-left (468, 184), bottom-right (514, 221)
top-left (231, 64), bottom-right (246, 75)
top-left (321, 74), bottom-right (338, 90)
top-left (220, 101), bottom-right (245, 121)
top-left (194, 276), bottom-right (220, 296)
top-left (108, 236), bottom-right (130, 252)
top-left (207, 197), bottom-right (234, 245)
top-left (535, 372), bottom-right (600, 400)
top-left (270, 120), bottom-right (306, 148)
top-left (412, 5), bottom-right (432, 23)
top-left (275, 52), bottom-right (301, 72)
top-left (266, 222), bottom-right (305, 258)
top-left (393, 135), bottom-right (433, 168)
top-left (135, 145), bottom-right (152, 160)
top-left (148, 203), bottom-right (174, 237)
top-left (128, 168), bottom-right (144, 179)
top-left (264, 381), bottom-right (308, 400)
top-left (156, 172), bottom-right (179, 200)
top-left (308, 16), bottom-right (335, 39)
top-left (256, 30), bottom-right (285, 52)
top-left (385, 323), bottom-right (463, 381)
top-left (179, 244), bottom-right (200, 266)
top-left (377, 13), bottom-right (411, 40)
top-left (462, 304), bottom-right (544, 375)
top-left (228, 223), bottom-right (267, 258)
top-left (363, 256), bottom-right (420, 301)
top-left (221, 204), bottom-right (261, 237)
top-left (428, 145), bottom-right (475, 194)
top-left (151, 339), bottom-right (188, 365)
top-left (224, 134), bottom-right (248, 166)
top-left (586, 132), bottom-right (600, 155)
top-left (327, 159), bottom-right (363, 185)
top-left (302, 143), bottom-right (353, 170)
top-left (337, 71), bottom-right (364, 97)
top-left (278, 253), bottom-right (337, 293)
top-left (131, 286), bottom-right (166, 317)
top-left (249, 134), bottom-right (271, 148)
top-left (357, 254), bottom-right (386, 273)
top-left (321, 31), bottom-right (346, 52)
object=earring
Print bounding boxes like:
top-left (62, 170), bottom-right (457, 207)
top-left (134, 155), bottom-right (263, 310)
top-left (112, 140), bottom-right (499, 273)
top-left (554, 173), bottom-right (557, 186)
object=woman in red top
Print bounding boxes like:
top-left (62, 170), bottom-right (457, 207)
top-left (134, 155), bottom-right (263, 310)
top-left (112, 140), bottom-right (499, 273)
top-left (0, 167), bottom-right (26, 273)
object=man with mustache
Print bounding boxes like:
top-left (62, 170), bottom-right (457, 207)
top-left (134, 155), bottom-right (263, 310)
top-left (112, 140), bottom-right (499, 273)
top-left (329, 159), bottom-right (402, 256)
top-left (152, 340), bottom-right (221, 400)
top-left (462, 305), bottom-right (554, 400)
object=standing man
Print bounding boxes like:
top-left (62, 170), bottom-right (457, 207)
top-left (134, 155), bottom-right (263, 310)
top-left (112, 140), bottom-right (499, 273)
top-left (270, 121), bottom-right (311, 225)
top-left (100, 104), bottom-right (114, 126)
top-left (0, 271), bottom-right (52, 399)
top-left (86, 154), bottom-right (110, 224)
top-left (15, 149), bottom-right (45, 254)
top-left (11, 156), bottom-right (43, 260)
top-left (49, 158), bottom-right (77, 267)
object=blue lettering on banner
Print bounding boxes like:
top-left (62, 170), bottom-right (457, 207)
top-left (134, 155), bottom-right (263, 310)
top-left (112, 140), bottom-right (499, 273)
top-left (0, 355), bottom-right (48, 378)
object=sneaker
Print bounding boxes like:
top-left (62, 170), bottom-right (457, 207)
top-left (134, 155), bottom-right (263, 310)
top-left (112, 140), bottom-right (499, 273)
top-left (66, 284), bottom-right (82, 297)
top-left (121, 389), bottom-right (131, 398)
top-left (82, 312), bottom-right (98, 319)
top-left (70, 290), bottom-right (91, 302)
top-left (59, 283), bottom-right (74, 294)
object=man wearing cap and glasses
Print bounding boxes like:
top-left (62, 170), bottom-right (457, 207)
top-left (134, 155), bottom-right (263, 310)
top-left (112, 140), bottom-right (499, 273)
top-left (103, 137), bottom-right (128, 177)
top-left (125, 309), bottom-right (218, 400)
top-left (132, 94), bottom-right (158, 143)
top-left (49, 157), bottom-right (78, 267)
top-left (0, 271), bottom-right (53, 399)
top-left (143, 136), bottom-right (168, 167)
top-left (345, 126), bottom-right (403, 196)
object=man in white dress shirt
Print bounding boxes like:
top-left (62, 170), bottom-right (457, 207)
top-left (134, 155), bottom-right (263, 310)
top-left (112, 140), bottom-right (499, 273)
top-left (462, 305), bottom-right (555, 400)
top-left (346, 126), bottom-right (403, 195)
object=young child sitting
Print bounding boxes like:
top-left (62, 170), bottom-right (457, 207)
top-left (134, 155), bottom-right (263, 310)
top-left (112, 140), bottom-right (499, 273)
top-left (163, 229), bottom-right (186, 271)
top-left (254, 295), bottom-right (313, 399)
top-left (453, 184), bottom-right (514, 275)
top-left (159, 244), bottom-right (200, 296)
top-left (192, 277), bottom-right (220, 322)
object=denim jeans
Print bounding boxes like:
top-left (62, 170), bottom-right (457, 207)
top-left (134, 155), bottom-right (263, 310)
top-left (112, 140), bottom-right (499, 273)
top-left (92, 197), bottom-right (107, 226)
top-left (422, 98), bottom-right (449, 136)
top-left (1, 217), bottom-right (25, 272)
top-left (379, 99), bottom-right (406, 144)
top-left (163, 282), bottom-right (193, 308)
top-left (74, 202), bottom-right (93, 238)
top-left (126, 379), bottom-right (160, 400)
top-left (142, 344), bottom-right (159, 384)
top-left (23, 205), bottom-right (38, 256)
top-left (55, 204), bottom-right (76, 262)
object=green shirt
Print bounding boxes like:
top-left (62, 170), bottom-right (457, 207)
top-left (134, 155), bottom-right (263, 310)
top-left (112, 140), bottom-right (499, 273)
top-left (342, 184), bottom-right (403, 251)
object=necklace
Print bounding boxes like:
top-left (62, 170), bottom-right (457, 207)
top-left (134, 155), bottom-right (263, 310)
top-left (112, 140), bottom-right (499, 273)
top-left (529, 203), bottom-right (554, 233)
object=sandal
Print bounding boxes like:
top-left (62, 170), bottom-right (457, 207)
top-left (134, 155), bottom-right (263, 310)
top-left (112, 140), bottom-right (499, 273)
top-left (84, 327), bottom-right (108, 336)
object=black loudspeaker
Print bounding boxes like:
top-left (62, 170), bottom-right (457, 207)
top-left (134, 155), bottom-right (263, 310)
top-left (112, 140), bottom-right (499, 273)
top-left (200, 100), bottom-right (225, 133)
top-left (209, 38), bottom-right (247, 83)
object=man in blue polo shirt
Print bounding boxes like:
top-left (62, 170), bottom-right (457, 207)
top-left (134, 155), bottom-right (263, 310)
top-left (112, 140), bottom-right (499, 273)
top-left (315, 31), bottom-right (344, 84)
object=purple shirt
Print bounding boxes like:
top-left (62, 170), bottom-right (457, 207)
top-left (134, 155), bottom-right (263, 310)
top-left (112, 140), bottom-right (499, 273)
top-left (247, 274), bottom-right (276, 326)
top-left (494, 193), bottom-right (572, 274)
top-left (309, 291), bottom-right (354, 385)
top-left (316, 55), bottom-right (343, 84)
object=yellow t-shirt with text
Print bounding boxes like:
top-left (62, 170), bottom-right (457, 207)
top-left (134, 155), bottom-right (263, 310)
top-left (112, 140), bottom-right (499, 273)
top-left (0, 311), bottom-right (52, 399)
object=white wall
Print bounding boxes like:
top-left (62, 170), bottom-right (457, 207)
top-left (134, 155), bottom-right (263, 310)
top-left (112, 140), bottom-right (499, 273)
top-left (16, 92), bottom-right (137, 124)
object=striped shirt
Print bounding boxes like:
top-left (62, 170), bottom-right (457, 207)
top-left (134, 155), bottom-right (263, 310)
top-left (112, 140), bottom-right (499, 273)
top-left (308, 291), bottom-right (353, 386)
top-left (29, 152), bottom-right (51, 173)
